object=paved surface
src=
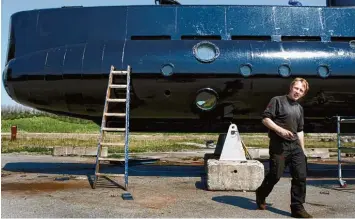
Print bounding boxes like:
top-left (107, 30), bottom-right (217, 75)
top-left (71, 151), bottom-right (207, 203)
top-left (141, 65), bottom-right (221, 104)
top-left (2, 154), bottom-right (355, 218)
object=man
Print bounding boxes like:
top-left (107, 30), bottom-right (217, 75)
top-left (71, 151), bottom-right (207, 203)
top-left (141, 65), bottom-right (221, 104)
top-left (256, 78), bottom-right (312, 218)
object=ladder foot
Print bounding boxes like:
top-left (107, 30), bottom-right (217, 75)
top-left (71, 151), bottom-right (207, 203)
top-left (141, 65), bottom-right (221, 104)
top-left (339, 179), bottom-right (347, 188)
top-left (92, 175), bottom-right (99, 189)
top-left (125, 183), bottom-right (128, 191)
top-left (121, 192), bottom-right (133, 200)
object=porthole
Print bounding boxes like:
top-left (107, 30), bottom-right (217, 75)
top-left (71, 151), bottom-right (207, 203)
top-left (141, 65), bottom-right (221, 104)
top-left (350, 40), bottom-right (355, 49)
top-left (161, 63), bottom-right (174, 76)
top-left (318, 65), bottom-right (330, 78)
top-left (164, 90), bottom-right (171, 97)
top-left (278, 64), bottom-right (291, 77)
top-left (240, 64), bottom-right (252, 77)
top-left (193, 41), bottom-right (220, 63)
top-left (195, 88), bottom-right (218, 111)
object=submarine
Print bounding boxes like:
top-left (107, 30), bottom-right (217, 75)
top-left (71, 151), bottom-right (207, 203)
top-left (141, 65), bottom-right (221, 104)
top-left (2, 0), bottom-right (355, 132)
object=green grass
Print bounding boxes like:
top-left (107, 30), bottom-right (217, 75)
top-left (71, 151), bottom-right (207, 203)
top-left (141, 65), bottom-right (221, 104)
top-left (1, 112), bottom-right (354, 154)
top-left (1, 116), bottom-right (99, 133)
top-left (2, 146), bottom-right (52, 154)
top-left (2, 133), bottom-right (354, 155)
top-left (1, 136), bottom-right (203, 154)
top-left (109, 139), bottom-right (203, 153)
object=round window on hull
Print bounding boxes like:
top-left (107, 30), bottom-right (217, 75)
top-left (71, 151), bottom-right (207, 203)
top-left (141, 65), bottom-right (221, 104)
top-left (318, 65), bottom-right (330, 78)
top-left (350, 40), bottom-right (355, 49)
top-left (195, 88), bottom-right (218, 111)
top-left (161, 63), bottom-right (174, 76)
top-left (278, 64), bottom-right (291, 77)
top-left (193, 41), bottom-right (220, 63)
top-left (240, 64), bottom-right (252, 77)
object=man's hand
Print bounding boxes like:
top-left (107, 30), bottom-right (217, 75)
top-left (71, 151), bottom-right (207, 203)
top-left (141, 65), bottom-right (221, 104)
top-left (262, 118), bottom-right (294, 140)
top-left (276, 127), bottom-right (294, 140)
top-left (297, 131), bottom-right (305, 154)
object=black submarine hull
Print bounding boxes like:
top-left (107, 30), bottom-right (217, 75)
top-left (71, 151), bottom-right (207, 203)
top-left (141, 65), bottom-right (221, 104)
top-left (3, 5), bottom-right (355, 132)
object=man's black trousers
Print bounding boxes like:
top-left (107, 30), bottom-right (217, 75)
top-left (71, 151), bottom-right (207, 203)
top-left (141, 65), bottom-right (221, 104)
top-left (257, 138), bottom-right (307, 211)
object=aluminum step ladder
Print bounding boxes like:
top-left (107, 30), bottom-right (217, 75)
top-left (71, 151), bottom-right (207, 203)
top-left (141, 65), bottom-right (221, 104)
top-left (93, 65), bottom-right (131, 192)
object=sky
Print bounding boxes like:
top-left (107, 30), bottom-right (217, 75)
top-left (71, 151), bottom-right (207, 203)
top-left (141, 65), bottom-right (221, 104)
top-left (0, 0), bottom-right (326, 107)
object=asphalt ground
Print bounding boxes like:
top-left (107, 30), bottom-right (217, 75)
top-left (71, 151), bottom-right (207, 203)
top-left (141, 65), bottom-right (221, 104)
top-left (1, 154), bottom-right (355, 218)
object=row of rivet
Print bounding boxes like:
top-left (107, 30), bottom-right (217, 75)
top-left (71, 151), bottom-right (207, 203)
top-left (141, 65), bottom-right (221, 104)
top-left (161, 63), bottom-right (330, 78)
top-left (161, 41), bottom-right (332, 77)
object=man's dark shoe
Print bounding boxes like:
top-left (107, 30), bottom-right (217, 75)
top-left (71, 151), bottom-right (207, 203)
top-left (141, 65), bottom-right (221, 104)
top-left (291, 209), bottom-right (313, 218)
top-left (256, 189), bottom-right (266, 210)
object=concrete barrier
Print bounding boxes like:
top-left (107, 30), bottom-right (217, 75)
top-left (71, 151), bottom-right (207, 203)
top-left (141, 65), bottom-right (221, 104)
top-left (53, 146), bottom-right (108, 157)
top-left (206, 159), bottom-right (264, 191)
top-left (247, 148), bottom-right (269, 159)
top-left (246, 148), bottom-right (330, 159)
top-left (305, 148), bottom-right (330, 158)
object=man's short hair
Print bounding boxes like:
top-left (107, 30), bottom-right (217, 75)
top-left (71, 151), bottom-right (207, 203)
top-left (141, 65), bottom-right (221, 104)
top-left (291, 78), bottom-right (309, 94)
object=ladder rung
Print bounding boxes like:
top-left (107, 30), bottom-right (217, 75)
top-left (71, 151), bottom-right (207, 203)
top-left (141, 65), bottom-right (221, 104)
top-left (111, 70), bottom-right (127, 75)
top-left (102, 127), bottom-right (126, 132)
top-left (96, 173), bottom-right (124, 177)
top-left (107, 98), bottom-right (126, 103)
top-left (109, 84), bottom-right (127, 89)
top-left (100, 142), bottom-right (125, 146)
top-left (104, 113), bottom-right (126, 117)
top-left (98, 157), bottom-right (125, 162)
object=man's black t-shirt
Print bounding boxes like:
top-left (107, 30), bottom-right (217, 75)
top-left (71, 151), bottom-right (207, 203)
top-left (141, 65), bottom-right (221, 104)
top-left (262, 95), bottom-right (304, 141)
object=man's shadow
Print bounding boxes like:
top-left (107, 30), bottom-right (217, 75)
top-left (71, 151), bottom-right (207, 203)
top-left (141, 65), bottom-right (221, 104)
top-left (212, 195), bottom-right (291, 217)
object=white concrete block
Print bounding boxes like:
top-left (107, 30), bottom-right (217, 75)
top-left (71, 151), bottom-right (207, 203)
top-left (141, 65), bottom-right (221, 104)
top-left (247, 148), bottom-right (330, 159)
top-left (207, 159), bottom-right (264, 191)
top-left (245, 148), bottom-right (269, 159)
top-left (53, 146), bottom-right (107, 157)
top-left (85, 147), bottom-right (108, 156)
top-left (258, 148), bottom-right (269, 158)
top-left (305, 148), bottom-right (330, 158)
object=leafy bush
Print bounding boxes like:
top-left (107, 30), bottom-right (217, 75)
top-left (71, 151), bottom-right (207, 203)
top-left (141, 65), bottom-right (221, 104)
top-left (1, 105), bottom-right (93, 124)
top-left (1, 105), bottom-right (41, 120)
top-left (1, 117), bottom-right (99, 133)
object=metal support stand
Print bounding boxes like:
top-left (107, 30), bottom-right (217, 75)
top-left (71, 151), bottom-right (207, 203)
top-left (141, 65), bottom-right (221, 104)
top-left (336, 116), bottom-right (355, 188)
top-left (214, 123), bottom-right (248, 161)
